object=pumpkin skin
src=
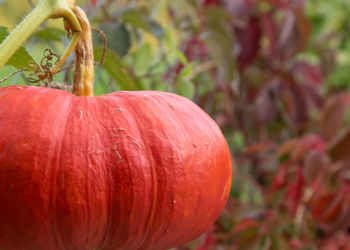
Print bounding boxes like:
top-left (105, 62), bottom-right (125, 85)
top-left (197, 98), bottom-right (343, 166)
top-left (0, 85), bottom-right (232, 250)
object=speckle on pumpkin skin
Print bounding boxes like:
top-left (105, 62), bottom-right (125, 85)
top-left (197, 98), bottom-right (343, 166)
top-left (110, 107), bottom-right (123, 114)
top-left (168, 103), bottom-right (175, 110)
top-left (95, 150), bottom-right (103, 155)
top-left (77, 107), bottom-right (84, 120)
top-left (115, 150), bottom-right (122, 162)
top-left (126, 135), bottom-right (141, 148)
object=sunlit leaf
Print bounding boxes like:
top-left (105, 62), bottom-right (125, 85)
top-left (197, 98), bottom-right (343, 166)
top-left (94, 47), bottom-right (142, 91)
top-left (0, 26), bottom-right (38, 70)
top-left (131, 43), bottom-right (152, 75)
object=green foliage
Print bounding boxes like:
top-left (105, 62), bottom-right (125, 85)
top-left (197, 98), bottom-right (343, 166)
top-left (0, 26), bottom-right (38, 70)
top-left (120, 7), bottom-right (164, 39)
top-left (34, 27), bottom-right (66, 41)
top-left (94, 47), bottom-right (142, 90)
top-left (94, 23), bottom-right (131, 57)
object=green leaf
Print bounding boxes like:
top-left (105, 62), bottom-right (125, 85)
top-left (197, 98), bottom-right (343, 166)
top-left (95, 23), bottom-right (131, 57)
top-left (176, 78), bottom-right (195, 99)
top-left (0, 26), bottom-right (38, 70)
top-left (146, 19), bottom-right (164, 39)
top-left (94, 47), bottom-right (143, 91)
top-left (34, 27), bottom-right (66, 41)
top-left (202, 8), bottom-right (235, 82)
top-left (120, 7), bottom-right (164, 39)
top-left (179, 63), bottom-right (194, 78)
top-left (176, 50), bottom-right (188, 65)
top-left (132, 43), bottom-right (152, 75)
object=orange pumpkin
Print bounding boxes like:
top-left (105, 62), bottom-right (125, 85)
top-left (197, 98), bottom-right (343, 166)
top-left (0, 86), bottom-right (232, 249)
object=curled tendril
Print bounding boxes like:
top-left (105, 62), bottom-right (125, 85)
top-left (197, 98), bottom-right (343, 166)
top-left (27, 48), bottom-right (61, 85)
top-left (92, 28), bottom-right (107, 66)
top-left (24, 27), bottom-right (106, 86)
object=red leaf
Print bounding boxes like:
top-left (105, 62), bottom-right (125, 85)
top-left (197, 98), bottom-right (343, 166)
top-left (236, 16), bottom-right (261, 71)
top-left (289, 239), bottom-right (303, 248)
top-left (311, 193), bottom-right (342, 223)
top-left (255, 78), bottom-right (281, 125)
top-left (319, 233), bottom-right (350, 250)
top-left (261, 0), bottom-right (289, 8)
top-left (294, 9), bottom-right (310, 52)
top-left (272, 164), bottom-right (288, 189)
top-left (292, 61), bottom-right (324, 88)
top-left (290, 135), bottom-right (325, 161)
top-left (203, 0), bottom-right (221, 7)
top-left (300, 84), bottom-right (323, 108)
top-left (286, 83), bottom-right (308, 126)
top-left (244, 142), bottom-right (275, 154)
top-left (175, 37), bottom-right (208, 76)
top-left (276, 139), bottom-right (299, 158)
top-left (274, 9), bottom-right (310, 60)
top-left (301, 134), bottom-right (325, 152)
top-left (285, 166), bottom-right (305, 215)
top-left (277, 9), bottom-right (295, 52)
top-left (261, 13), bottom-right (278, 58)
top-left (91, 0), bottom-right (97, 7)
top-left (303, 150), bottom-right (330, 189)
top-left (322, 94), bottom-right (350, 141)
top-left (196, 229), bottom-right (216, 250)
top-left (329, 126), bottom-right (350, 162)
top-left (226, 0), bottom-right (254, 18)
top-left (232, 218), bottom-right (262, 248)
top-left (233, 218), bottom-right (261, 233)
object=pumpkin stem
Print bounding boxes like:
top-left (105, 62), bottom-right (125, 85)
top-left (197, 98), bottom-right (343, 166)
top-left (0, 0), bottom-right (81, 70)
top-left (72, 7), bottom-right (94, 97)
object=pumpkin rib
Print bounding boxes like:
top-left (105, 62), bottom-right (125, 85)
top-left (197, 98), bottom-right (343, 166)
top-left (94, 94), bottom-right (149, 249)
top-left (123, 93), bottom-right (177, 249)
top-left (51, 94), bottom-right (76, 250)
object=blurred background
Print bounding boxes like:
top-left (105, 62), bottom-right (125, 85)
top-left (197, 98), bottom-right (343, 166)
top-left (1, 0), bottom-right (350, 249)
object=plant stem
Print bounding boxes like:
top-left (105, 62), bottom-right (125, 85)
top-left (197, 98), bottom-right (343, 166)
top-left (0, 0), bottom-right (81, 69)
top-left (72, 7), bottom-right (94, 97)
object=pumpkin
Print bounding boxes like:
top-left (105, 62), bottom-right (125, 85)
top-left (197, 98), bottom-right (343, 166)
top-left (0, 86), bottom-right (232, 249)
top-left (0, 5), bottom-right (232, 250)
